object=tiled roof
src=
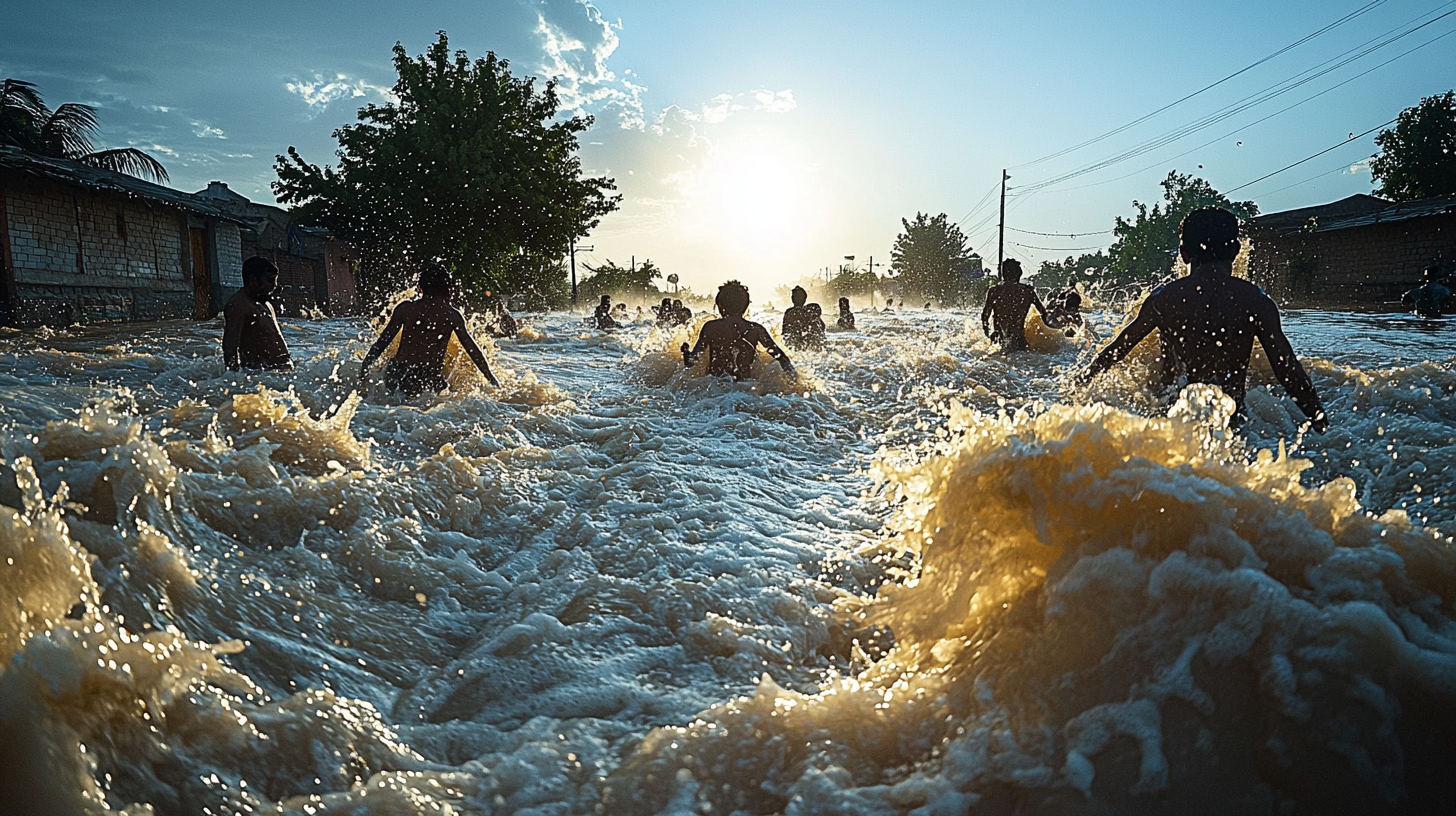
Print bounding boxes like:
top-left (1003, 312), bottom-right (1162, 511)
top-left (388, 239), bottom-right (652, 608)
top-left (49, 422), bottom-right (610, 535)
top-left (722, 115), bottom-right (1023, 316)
top-left (0, 145), bottom-right (246, 223)
top-left (1251, 192), bottom-right (1456, 236)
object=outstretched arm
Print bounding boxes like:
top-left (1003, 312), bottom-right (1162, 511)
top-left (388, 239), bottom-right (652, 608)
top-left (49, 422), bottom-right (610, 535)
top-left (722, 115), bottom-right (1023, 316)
top-left (756, 325), bottom-right (797, 376)
top-left (980, 294), bottom-right (995, 337)
top-left (358, 311), bottom-right (404, 384)
top-left (452, 311), bottom-right (500, 387)
top-left (1074, 306), bottom-right (1157, 387)
top-left (1255, 305), bottom-right (1327, 432)
top-left (683, 327), bottom-right (710, 368)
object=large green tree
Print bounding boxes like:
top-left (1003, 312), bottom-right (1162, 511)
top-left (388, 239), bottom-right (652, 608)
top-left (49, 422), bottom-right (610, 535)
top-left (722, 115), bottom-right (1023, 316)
top-left (273, 32), bottom-right (619, 309)
top-left (1105, 171), bottom-right (1257, 286)
top-left (0, 78), bottom-right (169, 182)
top-left (1370, 90), bottom-right (1456, 202)
top-left (890, 212), bottom-right (978, 304)
top-left (1035, 250), bottom-right (1110, 289)
top-left (578, 258), bottom-right (663, 300)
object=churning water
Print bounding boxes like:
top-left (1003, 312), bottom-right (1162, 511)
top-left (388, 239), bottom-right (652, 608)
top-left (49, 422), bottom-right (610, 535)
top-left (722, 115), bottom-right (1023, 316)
top-left (1, 302), bottom-right (1454, 815)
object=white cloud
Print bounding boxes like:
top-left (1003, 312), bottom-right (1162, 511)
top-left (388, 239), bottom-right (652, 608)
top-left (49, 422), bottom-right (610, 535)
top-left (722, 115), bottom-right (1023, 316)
top-left (752, 89), bottom-right (796, 114)
top-left (140, 142), bottom-right (179, 158)
top-left (192, 122), bottom-right (225, 139)
top-left (285, 73), bottom-right (395, 116)
top-left (1347, 156), bottom-right (1374, 175)
top-left (533, 0), bottom-right (645, 128)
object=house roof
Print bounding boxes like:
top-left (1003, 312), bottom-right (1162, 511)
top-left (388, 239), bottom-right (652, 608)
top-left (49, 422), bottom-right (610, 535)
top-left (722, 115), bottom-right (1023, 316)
top-left (1251, 192), bottom-right (1456, 236)
top-left (1249, 194), bottom-right (1391, 232)
top-left (0, 145), bottom-right (245, 223)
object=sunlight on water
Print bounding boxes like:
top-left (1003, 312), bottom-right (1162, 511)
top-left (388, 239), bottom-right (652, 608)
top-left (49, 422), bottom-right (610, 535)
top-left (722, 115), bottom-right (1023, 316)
top-left (1, 304), bottom-right (1453, 814)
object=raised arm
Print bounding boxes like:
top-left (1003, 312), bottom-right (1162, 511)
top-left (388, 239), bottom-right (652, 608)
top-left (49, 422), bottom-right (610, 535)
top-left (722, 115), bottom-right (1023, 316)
top-left (358, 310), bottom-right (405, 384)
top-left (1254, 302), bottom-right (1327, 432)
top-left (222, 300), bottom-right (244, 371)
top-left (451, 310), bottom-right (500, 388)
top-left (1031, 290), bottom-right (1053, 326)
top-left (1075, 305), bottom-right (1158, 387)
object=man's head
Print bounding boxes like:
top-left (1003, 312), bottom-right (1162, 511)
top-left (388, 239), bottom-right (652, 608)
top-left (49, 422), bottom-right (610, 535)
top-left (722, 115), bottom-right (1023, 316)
top-left (791, 286), bottom-right (807, 307)
top-left (242, 256), bottom-right (279, 299)
top-left (1064, 291), bottom-right (1083, 310)
top-left (419, 263), bottom-right (452, 298)
top-left (1424, 263), bottom-right (1444, 282)
top-left (839, 297), bottom-right (850, 311)
top-left (673, 299), bottom-right (683, 308)
top-left (1179, 207), bottom-right (1241, 269)
top-left (716, 280), bottom-right (750, 316)
top-left (999, 259), bottom-right (1023, 282)
top-left (600, 295), bottom-right (611, 307)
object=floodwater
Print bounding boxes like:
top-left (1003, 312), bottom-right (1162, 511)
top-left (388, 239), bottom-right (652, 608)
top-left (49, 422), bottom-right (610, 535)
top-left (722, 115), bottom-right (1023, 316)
top-left (1, 301), bottom-right (1454, 816)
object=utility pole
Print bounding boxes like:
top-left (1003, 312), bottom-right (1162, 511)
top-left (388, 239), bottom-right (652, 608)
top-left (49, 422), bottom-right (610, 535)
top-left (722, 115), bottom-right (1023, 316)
top-left (569, 240), bottom-right (593, 307)
top-left (997, 169), bottom-right (1009, 275)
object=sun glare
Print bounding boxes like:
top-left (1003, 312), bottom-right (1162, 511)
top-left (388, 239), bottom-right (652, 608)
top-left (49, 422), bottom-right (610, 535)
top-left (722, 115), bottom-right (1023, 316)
top-left (682, 137), bottom-right (819, 257)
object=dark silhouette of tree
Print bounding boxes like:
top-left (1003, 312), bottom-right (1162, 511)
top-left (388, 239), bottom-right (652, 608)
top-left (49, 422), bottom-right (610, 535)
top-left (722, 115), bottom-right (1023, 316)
top-left (0, 78), bottom-right (169, 182)
top-left (578, 258), bottom-right (663, 300)
top-left (890, 212), bottom-right (977, 304)
top-left (1105, 171), bottom-right (1257, 285)
top-left (829, 264), bottom-right (878, 299)
top-left (1036, 251), bottom-right (1110, 288)
top-left (1371, 90), bottom-right (1456, 202)
top-left (272, 32), bottom-right (619, 309)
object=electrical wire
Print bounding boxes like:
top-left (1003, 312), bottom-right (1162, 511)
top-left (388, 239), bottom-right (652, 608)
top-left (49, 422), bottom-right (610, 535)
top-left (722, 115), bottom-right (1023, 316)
top-left (1015, 0), bottom-right (1390, 169)
top-left (1018, 6), bottom-right (1456, 193)
top-left (1006, 225), bottom-right (1112, 238)
top-left (1011, 241), bottom-right (1108, 252)
top-left (1226, 118), bottom-right (1396, 193)
top-left (1256, 155), bottom-right (1372, 198)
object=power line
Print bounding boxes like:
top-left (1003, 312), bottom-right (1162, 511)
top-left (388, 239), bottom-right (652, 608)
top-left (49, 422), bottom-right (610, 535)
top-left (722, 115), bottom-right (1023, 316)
top-left (1256, 155), bottom-right (1371, 198)
top-left (1006, 225), bottom-right (1112, 238)
top-left (1019, 6), bottom-right (1456, 194)
top-left (1011, 241), bottom-right (1108, 252)
top-left (1226, 118), bottom-right (1396, 194)
top-left (956, 179), bottom-right (1002, 226)
top-left (1016, 0), bottom-right (1390, 169)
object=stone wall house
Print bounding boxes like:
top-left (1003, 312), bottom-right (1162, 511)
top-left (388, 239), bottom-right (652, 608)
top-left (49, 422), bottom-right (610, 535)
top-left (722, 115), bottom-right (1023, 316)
top-left (1249, 193), bottom-right (1456, 309)
top-left (0, 145), bottom-right (244, 327)
top-left (193, 181), bottom-right (357, 316)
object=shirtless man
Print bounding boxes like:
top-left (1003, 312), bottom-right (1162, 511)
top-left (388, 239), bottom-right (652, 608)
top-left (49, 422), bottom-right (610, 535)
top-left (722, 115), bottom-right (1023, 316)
top-left (681, 280), bottom-right (796, 381)
top-left (594, 295), bottom-right (619, 330)
top-left (981, 258), bottom-right (1052, 351)
top-left (357, 264), bottom-right (499, 398)
top-left (836, 297), bottom-right (856, 330)
top-left (781, 286), bottom-right (825, 351)
top-left (223, 256), bottom-right (293, 371)
top-left (1075, 207), bottom-right (1327, 432)
top-left (1402, 264), bottom-right (1451, 318)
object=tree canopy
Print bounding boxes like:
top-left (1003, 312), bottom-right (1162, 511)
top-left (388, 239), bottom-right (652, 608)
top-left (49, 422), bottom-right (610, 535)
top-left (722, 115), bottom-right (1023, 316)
top-left (0, 78), bottom-right (169, 182)
top-left (890, 212), bottom-right (979, 304)
top-left (1104, 171), bottom-right (1257, 286)
top-left (578, 258), bottom-right (663, 300)
top-left (1371, 90), bottom-right (1456, 202)
top-left (1035, 251), bottom-right (1110, 289)
top-left (272, 32), bottom-right (619, 309)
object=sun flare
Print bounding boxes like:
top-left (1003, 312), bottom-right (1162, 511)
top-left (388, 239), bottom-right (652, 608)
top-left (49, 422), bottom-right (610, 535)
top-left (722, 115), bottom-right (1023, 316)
top-left (680, 136), bottom-right (819, 256)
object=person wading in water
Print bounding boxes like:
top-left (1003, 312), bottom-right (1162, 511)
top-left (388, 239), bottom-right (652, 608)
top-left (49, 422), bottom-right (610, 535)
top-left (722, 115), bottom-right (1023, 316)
top-left (1075, 206), bottom-right (1328, 432)
top-left (357, 264), bottom-right (499, 398)
top-left (682, 280), bottom-right (796, 381)
top-left (223, 256), bottom-right (293, 371)
top-left (981, 258), bottom-right (1053, 351)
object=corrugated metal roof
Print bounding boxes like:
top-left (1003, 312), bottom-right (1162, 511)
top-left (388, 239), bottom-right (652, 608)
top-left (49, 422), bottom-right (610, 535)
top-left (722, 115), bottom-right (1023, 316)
top-left (1311, 194), bottom-right (1456, 233)
top-left (0, 145), bottom-right (246, 223)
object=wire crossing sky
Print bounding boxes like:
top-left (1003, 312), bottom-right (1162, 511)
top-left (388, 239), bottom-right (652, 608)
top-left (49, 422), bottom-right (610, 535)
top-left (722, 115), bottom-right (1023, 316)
top-left (2, 0), bottom-right (1451, 290)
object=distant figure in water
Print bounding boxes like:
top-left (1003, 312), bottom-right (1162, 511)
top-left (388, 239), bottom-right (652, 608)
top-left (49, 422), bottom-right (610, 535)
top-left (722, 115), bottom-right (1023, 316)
top-left (782, 286), bottom-right (826, 351)
top-left (594, 295), bottom-right (619, 330)
top-left (1402, 264), bottom-right (1451, 318)
top-left (982, 258), bottom-right (1052, 351)
top-left (358, 264), bottom-right (499, 398)
top-left (682, 280), bottom-right (796, 381)
top-left (673, 299), bottom-right (692, 325)
top-left (655, 297), bottom-right (674, 327)
top-left (1076, 207), bottom-right (1327, 432)
top-left (1046, 289), bottom-right (1085, 336)
top-left (882, 298), bottom-right (896, 313)
top-left (488, 297), bottom-right (518, 338)
top-left (223, 256), bottom-right (293, 371)
top-left (836, 297), bottom-right (856, 330)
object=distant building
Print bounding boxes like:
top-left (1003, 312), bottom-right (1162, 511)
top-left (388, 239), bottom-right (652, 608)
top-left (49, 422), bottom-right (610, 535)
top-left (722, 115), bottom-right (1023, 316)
top-left (193, 181), bottom-right (357, 316)
top-left (0, 145), bottom-right (244, 327)
top-left (1249, 193), bottom-right (1456, 309)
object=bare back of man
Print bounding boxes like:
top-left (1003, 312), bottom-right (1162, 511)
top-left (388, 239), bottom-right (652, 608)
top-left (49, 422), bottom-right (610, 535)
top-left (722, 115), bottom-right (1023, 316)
top-left (686, 315), bottom-right (792, 380)
top-left (982, 281), bottom-right (1049, 351)
top-left (360, 296), bottom-right (498, 398)
top-left (223, 258), bottom-right (292, 371)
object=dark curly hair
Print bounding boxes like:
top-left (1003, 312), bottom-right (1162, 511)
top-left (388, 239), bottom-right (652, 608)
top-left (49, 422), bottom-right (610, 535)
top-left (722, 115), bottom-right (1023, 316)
top-left (1180, 207), bottom-right (1241, 265)
top-left (716, 280), bottom-right (750, 316)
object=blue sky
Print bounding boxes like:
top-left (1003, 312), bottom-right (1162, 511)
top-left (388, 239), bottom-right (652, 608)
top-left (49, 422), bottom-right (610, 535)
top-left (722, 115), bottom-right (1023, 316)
top-left (4, 0), bottom-right (1453, 294)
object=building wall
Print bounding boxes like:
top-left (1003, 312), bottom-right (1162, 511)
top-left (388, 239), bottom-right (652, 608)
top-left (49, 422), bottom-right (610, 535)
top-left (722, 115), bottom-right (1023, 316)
top-left (323, 238), bottom-right (357, 315)
top-left (1250, 213), bottom-right (1456, 309)
top-left (2, 173), bottom-right (196, 325)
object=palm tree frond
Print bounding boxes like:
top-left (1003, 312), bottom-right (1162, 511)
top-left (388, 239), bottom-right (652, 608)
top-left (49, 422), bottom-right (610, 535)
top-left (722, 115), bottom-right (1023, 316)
top-left (81, 148), bottom-right (171, 183)
top-left (1, 78), bottom-right (48, 149)
top-left (43, 102), bottom-right (101, 159)
top-left (1, 78), bottom-right (46, 117)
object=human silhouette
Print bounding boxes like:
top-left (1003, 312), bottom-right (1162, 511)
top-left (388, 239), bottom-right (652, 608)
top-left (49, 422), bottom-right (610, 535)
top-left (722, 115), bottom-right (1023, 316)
top-left (681, 280), bottom-right (796, 381)
top-left (488, 297), bottom-right (518, 338)
top-left (594, 295), bottom-right (619, 330)
top-left (1075, 207), bottom-right (1327, 432)
top-left (836, 297), bottom-right (856, 330)
top-left (981, 258), bottom-right (1051, 351)
top-left (673, 299), bottom-right (692, 325)
top-left (781, 286), bottom-right (825, 351)
top-left (358, 264), bottom-right (499, 398)
top-left (1402, 264), bottom-right (1451, 318)
top-left (223, 256), bottom-right (293, 371)
top-left (1046, 289), bottom-right (1085, 336)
